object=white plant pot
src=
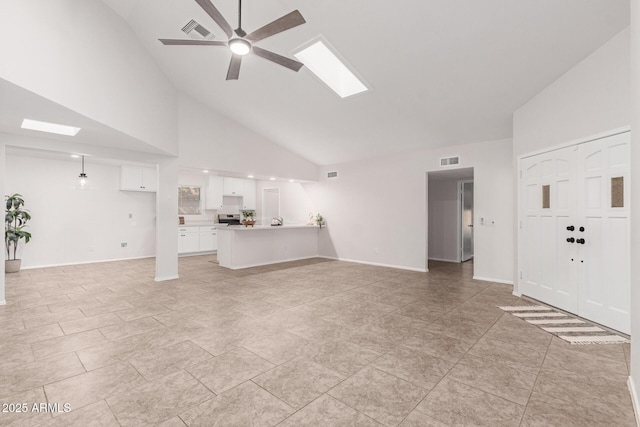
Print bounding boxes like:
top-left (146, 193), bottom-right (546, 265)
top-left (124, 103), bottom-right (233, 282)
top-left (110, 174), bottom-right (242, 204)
top-left (5, 259), bottom-right (21, 273)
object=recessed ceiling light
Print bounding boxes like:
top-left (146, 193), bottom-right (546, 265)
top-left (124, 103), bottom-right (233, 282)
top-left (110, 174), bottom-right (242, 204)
top-left (269, 177), bottom-right (276, 181)
top-left (247, 175), bottom-right (254, 178)
top-left (289, 179), bottom-right (294, 183)
top-left (21, 119), bottom-right (81, 136)
top-left (294, 39), bottom-right (369, 98)
top-left (70, 154), bottom-right (80, 158)
top-left (203, 170), bottom-right (209, 173)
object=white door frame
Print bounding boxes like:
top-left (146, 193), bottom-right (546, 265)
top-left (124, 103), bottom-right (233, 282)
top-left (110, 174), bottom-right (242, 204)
top-left (515, 126), bottom-right (630, 298)
top-left (261, 187), bottom-right (281, 225)
top-left (459, 179), bottom-right (474, 262)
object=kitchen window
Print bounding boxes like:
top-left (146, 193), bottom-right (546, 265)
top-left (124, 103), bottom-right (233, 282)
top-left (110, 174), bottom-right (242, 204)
top-left (178, 186), bottom-right (201, 215)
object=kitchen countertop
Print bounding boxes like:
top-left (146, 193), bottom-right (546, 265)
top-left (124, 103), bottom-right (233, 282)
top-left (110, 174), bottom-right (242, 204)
top-left (178, 222), bottom-right (216, 227)
top-left (217, 224), bottom-right (319, 231)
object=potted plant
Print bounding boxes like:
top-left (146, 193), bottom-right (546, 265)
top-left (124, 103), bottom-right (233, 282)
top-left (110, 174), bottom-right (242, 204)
top-left (5, 193), bottom-right (31, 273)
top-left (315, 213), bottom-right (325, 228)
top-left (242, 210), bottom-right (256, 227)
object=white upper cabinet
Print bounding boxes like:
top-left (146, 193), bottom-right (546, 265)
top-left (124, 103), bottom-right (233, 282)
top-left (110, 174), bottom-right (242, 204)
top-left (242, 179), bottom-right (256, 210)
top-left (205, 176), bottom-right (255, 210)
top-left (120, 166), bottom-right (156, 192)
top-left (205, 176), bottom-right (224, 209)
top-left (223, 177), bottom-right (244, 195)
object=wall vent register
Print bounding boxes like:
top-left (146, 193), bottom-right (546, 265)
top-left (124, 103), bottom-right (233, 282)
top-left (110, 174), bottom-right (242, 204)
top-left (327, 171), bottom-right (338, 178)
top-left (440, 156), bottom-right (460, 167)
top-left (181, 19), bottom-right (214, 40)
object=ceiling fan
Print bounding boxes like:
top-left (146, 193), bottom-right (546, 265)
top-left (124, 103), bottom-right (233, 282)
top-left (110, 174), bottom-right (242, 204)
top-left (159, 0), bottom-right (306, 80)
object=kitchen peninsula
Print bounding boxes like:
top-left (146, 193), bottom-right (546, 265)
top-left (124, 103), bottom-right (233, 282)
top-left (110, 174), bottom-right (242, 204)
top-left (217, 224), bottom-right (320, 269)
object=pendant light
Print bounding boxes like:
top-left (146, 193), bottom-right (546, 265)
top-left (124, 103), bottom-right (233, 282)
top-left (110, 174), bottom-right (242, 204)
top-left (77, 155), bottom-right (89, 190)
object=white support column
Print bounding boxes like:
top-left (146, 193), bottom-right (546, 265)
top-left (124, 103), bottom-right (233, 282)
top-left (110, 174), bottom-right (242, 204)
top-left (155, 157), bottom-right (179, 281)
top-left (629, 0), bottom-right (640, 418)
top-left (0, 142), bottom-right (5, 304)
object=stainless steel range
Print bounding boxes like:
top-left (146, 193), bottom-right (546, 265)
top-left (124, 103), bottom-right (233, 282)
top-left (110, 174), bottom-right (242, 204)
top-left (217, 214), bottom-right (241, 226)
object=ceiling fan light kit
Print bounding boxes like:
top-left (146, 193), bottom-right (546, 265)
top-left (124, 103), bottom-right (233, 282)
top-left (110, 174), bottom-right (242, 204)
top-left (229, 38), bottom-right (251, 55)
top-left (160, 0), bottom-right (306, 80)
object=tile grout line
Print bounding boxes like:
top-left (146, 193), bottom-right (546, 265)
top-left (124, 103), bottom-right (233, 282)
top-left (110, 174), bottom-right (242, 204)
top-left (409, 301), bottom-right (510, 424)
top-left (517, 326), bottom-right (553, 427)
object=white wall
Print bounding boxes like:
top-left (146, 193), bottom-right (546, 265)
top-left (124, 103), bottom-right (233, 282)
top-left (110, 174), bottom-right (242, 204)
top-left (178, 95), bottom-right (320, 182)
top-left (629, 0), bottom-right (640, 415)
top-left (428, 178), bottom-right (459, 262)
top-left (0, 0), bottom-right (178, 155)
top-left (255, 181), bottom-right (314, 226)
top-left (512, 28), bottom-right (631, 295)
top-left (0, 142), bottom-right (5, 303)
top-left (513, 28), bottom-right (630, 157)
top-left (305, 138), bottom-right (513, 281)
top-left (5, 154), bottom-right (156, 268)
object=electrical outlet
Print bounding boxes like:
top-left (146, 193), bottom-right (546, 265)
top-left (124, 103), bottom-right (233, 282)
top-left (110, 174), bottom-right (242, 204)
top-left (121, 242), bottom-right (127, 248)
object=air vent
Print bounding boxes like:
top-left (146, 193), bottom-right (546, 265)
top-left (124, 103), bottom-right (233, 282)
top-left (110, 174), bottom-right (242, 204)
top-left (327, 171), bottom-right (338, 179)
top-left (181, 19), bottom-right (214, 40)
top-left (440, 156), bottom-right (460, 167)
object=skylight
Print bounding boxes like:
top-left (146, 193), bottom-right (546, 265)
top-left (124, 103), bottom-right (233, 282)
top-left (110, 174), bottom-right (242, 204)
top-left (21, 119), bottom-right (81, 136)
top-left (294, 40), bottom-right (368, 98)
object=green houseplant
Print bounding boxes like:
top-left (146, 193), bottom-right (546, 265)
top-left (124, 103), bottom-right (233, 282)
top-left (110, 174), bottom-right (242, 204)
top-left (5, 193), bottom-right (31, 273)
top-left (315, 213), bottom-right (325, 228)
top-left (242, 210), bottom-right (256, 227)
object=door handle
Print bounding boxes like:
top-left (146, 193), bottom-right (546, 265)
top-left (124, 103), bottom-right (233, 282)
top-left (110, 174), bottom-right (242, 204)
top-left (576, 238), bottom-right (586, 244)
top-left (566, 237), bottom-right (575, 243)
top-left (468, 224), bottom-right (473, 227)
top-left (566, 225), bottom-right (575, 231)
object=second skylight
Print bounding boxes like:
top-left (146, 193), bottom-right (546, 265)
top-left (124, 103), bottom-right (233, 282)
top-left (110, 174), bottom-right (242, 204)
top-left (294, 40), bottom-right (368, 98)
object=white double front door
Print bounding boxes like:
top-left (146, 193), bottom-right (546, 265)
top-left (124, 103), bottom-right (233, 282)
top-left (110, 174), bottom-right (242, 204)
top-left (519, 132), bottom-right (630, 334)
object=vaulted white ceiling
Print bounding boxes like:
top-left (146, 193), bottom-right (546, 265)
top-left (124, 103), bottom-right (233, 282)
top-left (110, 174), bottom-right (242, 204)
top-left (103, 0), bottom-right (630, 165)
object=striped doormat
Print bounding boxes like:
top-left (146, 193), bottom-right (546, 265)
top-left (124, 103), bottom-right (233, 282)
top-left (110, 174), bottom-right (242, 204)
top-left (498, 305), bottom-right (630, 345)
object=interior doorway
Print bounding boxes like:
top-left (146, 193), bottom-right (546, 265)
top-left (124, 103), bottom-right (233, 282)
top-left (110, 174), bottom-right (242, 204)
top-left (262, 188), bottom-right (280, 225)
top-left (427, 168), bottom-right (474, 265)
top-left (460, 180), bottom-right (474, 262)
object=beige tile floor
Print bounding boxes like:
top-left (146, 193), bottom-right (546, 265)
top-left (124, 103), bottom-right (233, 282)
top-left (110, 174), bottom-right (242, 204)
top-left (0, 256), bottom-right (635, 426)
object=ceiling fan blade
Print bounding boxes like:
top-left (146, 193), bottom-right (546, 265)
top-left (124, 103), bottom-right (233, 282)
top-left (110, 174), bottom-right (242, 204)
top-left (226, 54), bottom-right (242, 80)
top-left (195, 0), bottom-right (234, 39)
top-left (252, 46), bottom-right (304, 72)
top-left (159, 39), bottom-right (227, 46)
top-left (245, 10), bottom-right (306, 43)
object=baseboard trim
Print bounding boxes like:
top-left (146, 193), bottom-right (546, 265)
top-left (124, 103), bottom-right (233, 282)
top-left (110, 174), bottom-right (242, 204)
top-left (154, 275), bottom-right (179, 282)
top-left (472, 276), bottom-right (514, 285)
top-left (222, 256), bottom-right (320, 270)
top-left (21, 255), bottom-right (155, 270)
top-left (629, 377), bottom-right (640, 427)
top-left (319, 256), bottom-right (428, 273)
top-left (179, 251), bottom-right (217, 257)
top-left (428, 258), bottom-right (459, 263)
top-left (512, 290), bottom-right (522, 297)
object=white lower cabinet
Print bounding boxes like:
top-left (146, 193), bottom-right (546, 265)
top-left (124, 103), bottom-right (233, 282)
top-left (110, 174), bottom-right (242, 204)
top-left (178, 226), bottom-right (218, 254)
top-left (199, 227), bottom-right (218, 252)
top-left (178, 227), bottom-right (199, 254)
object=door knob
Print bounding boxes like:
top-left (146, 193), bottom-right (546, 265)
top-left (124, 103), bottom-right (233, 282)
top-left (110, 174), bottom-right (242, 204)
top-left (576, 238), bottom-right (586, 244)
top-left (566, 226), bottom-right (575, 231)
top-left (579, 227), bottom-right (585, 232)
top-left (566, 237), bottom-right (575, 243)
